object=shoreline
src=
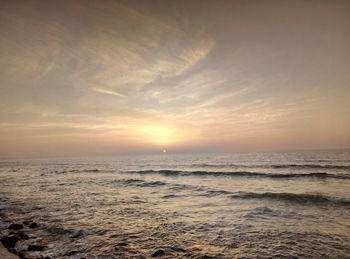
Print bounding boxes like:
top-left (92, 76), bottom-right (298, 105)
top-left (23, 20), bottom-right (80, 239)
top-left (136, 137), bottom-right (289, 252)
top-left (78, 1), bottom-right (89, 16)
top-left (0, 243), bottom-right (19, 259)
top-left (1, 151), bottom-right (350, 259)
top-left (0, 201), bottom-right (52, 259)
top-left (0, 201), bottom-right (190, 258)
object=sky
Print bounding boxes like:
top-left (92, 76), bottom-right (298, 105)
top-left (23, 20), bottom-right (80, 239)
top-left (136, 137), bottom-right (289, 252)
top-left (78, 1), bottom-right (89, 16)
top-left (0, 0), bottom-right (350, 158)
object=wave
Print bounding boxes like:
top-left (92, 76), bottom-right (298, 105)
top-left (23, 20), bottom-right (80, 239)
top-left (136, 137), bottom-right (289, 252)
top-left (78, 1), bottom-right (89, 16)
top-left (230, 192), bottom-right (350, 206)
top-left (116, 179), bottom-right (144, 184)
top-left (162, 194), bottom-right (180, 199)
top-left (113, 177), bottom-right (350, 207)
top-left (192, 163), bottom-right (350, 170)
top-left (244, 207), bottom-right (275, 218)
top-left (125, 170), bottom-right (350, 179)
top-left (112, 178), bottom-right (167, 187)
top-left (83, 169), bottom-right (100, 173)
top-left (270, 164), bottom-right (350, 170)
top-left (199, 190), bottom-right (233, 197)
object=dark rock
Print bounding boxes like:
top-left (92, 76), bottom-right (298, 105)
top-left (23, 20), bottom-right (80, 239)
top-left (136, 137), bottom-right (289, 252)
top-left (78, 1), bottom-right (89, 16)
top-left (29, 222), bottom-right (39, 228)
top-left (8, 248), bottom-right (18, 255)
top-left (46, 226), bottom-right (72, 235)
top-left (18, 251), bottom-right (29, 259)
top-left (116, 242), bottom-right (128, 246)
top-left (9, 223), bottom-right (24, 230)
top-left (171, 247), bottom-right (186, 252)
top-left (152, 249), bottom-right (165, 257)
top-left (27, 244), bottom-right (45, 251)
top-left (64, 250), bottom-right (80, 256)
top-left (9, 231), bottom-right (29, 240)
top-left (18, 250), bottom-right (36, 259)
top-left (1, 234), bottom-right (20, 248)
top-left (228, 243), bottom-right (238, 248)
top-left (18, 232), bottom-right (29, 240)
top-left (23, 221), bottom-right (31, 226)
top-left (114, 242), bottom-right (129, 251)
top-left (70, 230), bottom-right (84, 238)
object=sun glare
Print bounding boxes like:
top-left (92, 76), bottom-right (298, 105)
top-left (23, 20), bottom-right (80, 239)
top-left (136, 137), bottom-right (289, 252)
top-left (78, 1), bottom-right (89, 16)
top-left (135, 125), bottom-right (178, 144)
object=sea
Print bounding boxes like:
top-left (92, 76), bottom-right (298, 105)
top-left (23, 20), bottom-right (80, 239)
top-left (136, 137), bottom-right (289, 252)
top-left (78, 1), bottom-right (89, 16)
top-left (0, 150), bottom-right (349, 258)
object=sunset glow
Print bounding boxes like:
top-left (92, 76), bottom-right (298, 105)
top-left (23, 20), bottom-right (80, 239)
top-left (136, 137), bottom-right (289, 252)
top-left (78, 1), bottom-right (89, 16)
top-left (134, 125), bottom-right (178, 145)
top-left (1, 2), bottom-right (350, 258)
top-left (0, 0), bottom-right (349, 158)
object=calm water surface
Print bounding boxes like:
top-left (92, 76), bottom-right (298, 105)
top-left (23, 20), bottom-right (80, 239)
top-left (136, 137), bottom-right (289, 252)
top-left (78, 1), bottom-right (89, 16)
top-left (0, 150), bottom-right (350, 258)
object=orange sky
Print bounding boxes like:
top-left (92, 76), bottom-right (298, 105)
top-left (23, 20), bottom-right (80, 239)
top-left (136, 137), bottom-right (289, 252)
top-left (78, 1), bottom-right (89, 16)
top-left (0, 0), bottom-right (350, 158)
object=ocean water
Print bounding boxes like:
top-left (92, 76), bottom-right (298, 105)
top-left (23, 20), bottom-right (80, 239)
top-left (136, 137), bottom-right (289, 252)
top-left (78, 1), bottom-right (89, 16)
top-left (0, 150), bottom-right (350, 258)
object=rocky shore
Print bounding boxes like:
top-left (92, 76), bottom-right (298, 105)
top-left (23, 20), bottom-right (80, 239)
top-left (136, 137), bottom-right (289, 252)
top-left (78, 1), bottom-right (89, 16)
top-left (0, 243), bottom-right (19, 259)
top-left (0, 199), bottom-right (57, 259)
top-left (0, 202), bottom-right (197, 259)
top-left (0, 218), bottom-right (51, 259)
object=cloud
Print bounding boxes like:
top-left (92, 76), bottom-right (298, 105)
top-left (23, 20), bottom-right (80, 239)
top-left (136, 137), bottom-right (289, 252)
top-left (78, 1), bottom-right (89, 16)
top-left (92, 87), bottom-right (124, 97)
top-left (0, 0), bottom-right (349, 157)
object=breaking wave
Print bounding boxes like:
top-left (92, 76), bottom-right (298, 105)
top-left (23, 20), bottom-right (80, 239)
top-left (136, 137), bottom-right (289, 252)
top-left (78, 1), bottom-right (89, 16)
top-left (192, 163), bottom-right (350, 170)
top-left (230, 192), bottom-right (350, 206)
top-left (125, 170), bottom-right (350, 179)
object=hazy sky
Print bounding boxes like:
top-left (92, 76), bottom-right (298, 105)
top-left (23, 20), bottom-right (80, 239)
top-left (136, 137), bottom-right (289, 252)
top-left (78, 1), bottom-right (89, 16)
top-left (1, 0), bottom-right (350, 158)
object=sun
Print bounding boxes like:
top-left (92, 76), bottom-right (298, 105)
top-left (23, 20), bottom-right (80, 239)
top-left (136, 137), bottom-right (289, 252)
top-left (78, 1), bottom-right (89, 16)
top-left (135, 125), bottom-right (178, 145)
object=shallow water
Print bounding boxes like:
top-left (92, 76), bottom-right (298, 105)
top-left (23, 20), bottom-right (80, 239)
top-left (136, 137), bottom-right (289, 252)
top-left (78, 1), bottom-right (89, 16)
top-left (0, 150), bottom-right (350, 258)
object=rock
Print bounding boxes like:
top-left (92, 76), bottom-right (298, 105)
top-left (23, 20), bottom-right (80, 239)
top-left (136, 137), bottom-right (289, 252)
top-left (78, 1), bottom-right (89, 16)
top-left (152, 249), bottom-right (165, 257)
top-left (28, 223), bottom-right (38, 229)
top-left (70, 230), bottom-right (84, 238)
top-left (18, 250), bottom-right (36, 259)
top-left (27, 245), bottom-right (45, 251)
top-left (46, 226), bottom-right (72, 235)
top-left (171, 247), bottom-right (186, 252)
top-left (114, 242), bottom-right (129, 251)
top-left (9, 223), bottom-right (24, 230)
top-left (23, 221), bottom-right (31, 226)
top-left (7, 248), bottom-right (18, 255)
top-left (0, 244), bottom-right (19, 259)
top-left (1, 234), bottom-right (20, 248)
top-left (9, 232), bottom-right (29, 240)
top-left (18, 233), bottom-right (29, 240)
top-left (64, 250), bottom-right (80, 256)
top-left (115, 242), bottom-right (128, 247)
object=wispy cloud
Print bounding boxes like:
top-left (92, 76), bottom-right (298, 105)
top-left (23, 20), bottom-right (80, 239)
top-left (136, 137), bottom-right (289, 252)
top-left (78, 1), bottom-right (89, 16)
top-left (0, 0), bottom-right (349, 157)
top-left (92, 87), bottom-right (124, 97)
